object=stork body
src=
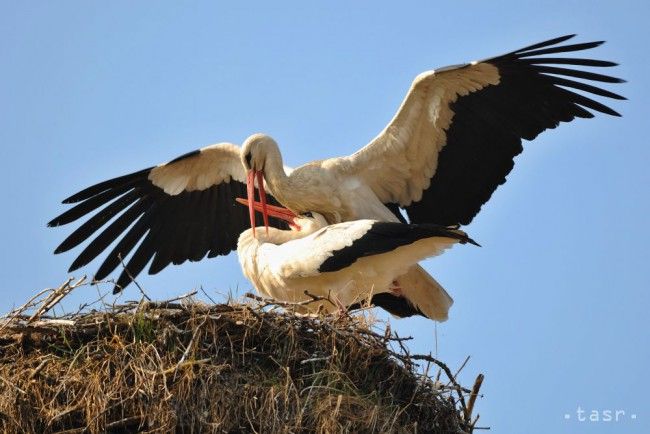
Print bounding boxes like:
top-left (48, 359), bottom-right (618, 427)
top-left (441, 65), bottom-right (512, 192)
top-left (251, 152), bottom-right (399, 224)
top-left (237, 211), bottom-right (476, 319)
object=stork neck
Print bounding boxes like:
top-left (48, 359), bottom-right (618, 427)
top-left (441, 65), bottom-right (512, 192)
top-left (262, 146), bottom-right (289, 196)
top-left (240, 224), bottom-right (319, 248)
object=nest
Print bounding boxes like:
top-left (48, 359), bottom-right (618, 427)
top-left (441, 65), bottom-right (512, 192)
top-left (0, 278), bottom-right (484, 433)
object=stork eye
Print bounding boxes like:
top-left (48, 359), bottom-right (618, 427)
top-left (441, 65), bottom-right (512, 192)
top-left (244, 152), bottom-right (253, 169)
top-left (302, 212), bottom-right (313, 218)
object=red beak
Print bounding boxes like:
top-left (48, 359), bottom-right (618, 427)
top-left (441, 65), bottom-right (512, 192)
top-left (256, 171), bottom-right (270, 234)
top-left (236, 198), bottom-right (300, 230)
top-left (246, 170), bottom-right (257, 237)
top-left (245, 169), bottom-right (271, 237)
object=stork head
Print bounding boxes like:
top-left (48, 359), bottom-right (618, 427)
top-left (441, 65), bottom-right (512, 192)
top-left (241, 133), bottom-right (278, 173)
top-left (241, 133), bottom-right (280, 237)
top-left (235, 199), bottom-right (326, 235)
top-left (293, 211), bottom-right (329, 234)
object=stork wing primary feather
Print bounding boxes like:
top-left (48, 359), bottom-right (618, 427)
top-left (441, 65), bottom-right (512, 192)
top-left (335, 34), bottom-right (625, 226)
top-left (49, 143), bottom-right (288, 293)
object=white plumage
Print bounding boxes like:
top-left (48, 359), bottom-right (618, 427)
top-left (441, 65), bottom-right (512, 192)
top-left (49, 35), bottom-right (623, 300)
top-left (237, 208), bottom-right (476, 319)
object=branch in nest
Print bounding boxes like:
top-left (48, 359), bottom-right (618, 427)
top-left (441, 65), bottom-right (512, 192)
top-left (244, 292), bottom-right (332, 309)
top-left (0, 276), bottom-right (88, 332)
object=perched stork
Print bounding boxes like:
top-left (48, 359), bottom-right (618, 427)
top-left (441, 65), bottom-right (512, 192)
top-left (241, 34), bottom-right (624, 227)
top-left (236, 200), bottom-right (477, 319)
top-left (49, 34), bottom-right (623, 295)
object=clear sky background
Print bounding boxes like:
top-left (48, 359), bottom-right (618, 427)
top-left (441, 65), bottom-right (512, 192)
top-left (1, 1), bottom-right (648, 433)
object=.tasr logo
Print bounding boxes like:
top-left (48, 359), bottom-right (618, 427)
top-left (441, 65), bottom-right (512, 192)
top-left (564, 406), bottom-right (638, 423)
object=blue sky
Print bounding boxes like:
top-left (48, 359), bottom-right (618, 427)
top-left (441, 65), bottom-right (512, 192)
top-left (1, 1), bottom-right (648, 432)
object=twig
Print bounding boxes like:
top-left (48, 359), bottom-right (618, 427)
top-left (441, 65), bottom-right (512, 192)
top-left (199, 286), bottom-right (218, 304)
top-left (0, 277), bottom-right (91, 334)
top-left (137, 290), bottom-right (198, 311)
top-left (244, 292), bottom-right (331, 308)
top-left (117, 254), bottom-right (150, 301)
top-left (0, 375), bottom-right (27, 395)
top-left (28, 358), bottom-right (51, 381)
top-left (453, 355), bottom-right (471, 380)
top-left (29, 319), bottom-right (76, 327)
top-left (409, 354), bottom-right (468, 412)
top-left (300, 356), bottom-right (331, 365)
top-left (173, 315), bottom-right (209, 379)
top-left (143, 358), bottom-right (214, 376)
top-left (465, 373), bottom-right (485, 425)
top-left (1, 287), bottom-right (53, 320)
top-left (27, 277), bottom-right (86, 323)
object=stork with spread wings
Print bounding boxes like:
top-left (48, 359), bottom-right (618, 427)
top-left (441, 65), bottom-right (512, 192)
top-left (50, 35), bottom-right (624, 295)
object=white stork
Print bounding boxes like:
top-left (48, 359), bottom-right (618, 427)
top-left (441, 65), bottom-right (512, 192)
top-left (48, 35), bottom-right (623, 295)
top-left (236, 199), bottom-right (477, 319)
top-left (241, 34), bottom-right (625, 227)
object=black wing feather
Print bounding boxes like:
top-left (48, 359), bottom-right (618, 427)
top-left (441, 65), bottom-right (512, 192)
top-left (348, 293), bottom-right (425, 318)
top-left (318, 222), bottom-right (476, 274)
top-left (54, 190), bottom-right (141, 254)
top-left (61, 168), bottom-right (152, 204)
top-left (512, 34), bottom-right (576, 52)
top-left (513, 40), bottom-right (604, 58)
top-left (94, 203), bottom-right (159, 281)
top-left (68, 198), bottom-right (152, 272)
top-left (404, 35), bottom-right (624, 226)
top-left (521, 57), bottom-right (618, 67)
top-left (50, 156), bottom-right (288, 293)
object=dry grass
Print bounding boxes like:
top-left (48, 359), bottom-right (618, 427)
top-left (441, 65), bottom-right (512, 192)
top-left (0, 279), bottom-right (484, 433)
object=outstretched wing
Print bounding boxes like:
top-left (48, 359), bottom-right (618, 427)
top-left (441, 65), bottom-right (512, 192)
top-left (49, 143), bottom-right (288, 293)
top-left (332, 34), bottom-right (625, 225)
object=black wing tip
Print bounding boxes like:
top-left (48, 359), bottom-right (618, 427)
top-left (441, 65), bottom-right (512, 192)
top-left (419, 224), bottom-right (481, 247)
top-left (449, 228), bottom-right (480, 247)
top-left (593, 75), bottom-right (626, 84)
top-left (59, 166), bottom-right (153, 204)
top-left (552, 36), bottom-right (606, 49)
top-left (62, 190), bottom-right (96, 204)
top-left (512, 36), bottom-right (610, 60)
top-left (590, 102), bottom-right (623, 117)
top-left (533, 33), bottom-right (577, 47)
top-left (611, 93), bottom-right (627, 101)
top-left (554, 34), bottom-right (578, 45)
top-left (112, 285), bottom-right (123, 295)
top-left (515, 34), bottom-right (576, 54)
top-left (48, 214), bottom-right (69, 227)
top-left (48, 218), bottom-right (72, 228)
